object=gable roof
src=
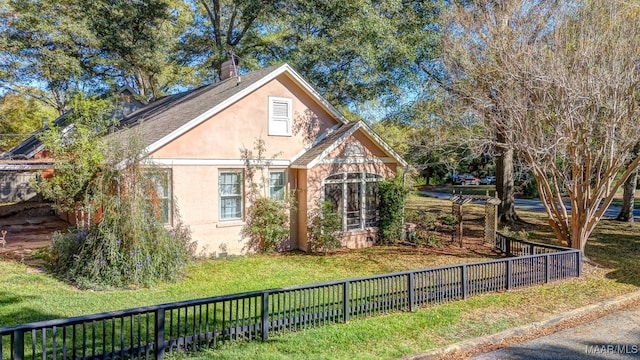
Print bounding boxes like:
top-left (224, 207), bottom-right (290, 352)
top-left (291, 120), bottom-right (407, 169)
top-left (2, 87), bottom-right (144, 160)
top-left (1, 111), bottom-right (72, 160)
top-left (5, 64), bottom-right (407, 171)
top-left (112, 63), bottom-right (350, 153)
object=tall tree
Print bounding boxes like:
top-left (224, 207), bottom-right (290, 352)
top-left (617, 143), bottom-right (640, 222)
top-left (420, 1), bottom-right (546, 223)
top-left (268, 0), bottom-right (441, 109)
top-left (0, 93), bottom-right (57, 152)
top-left (80, 0), bottom-right (194, 100)
top-left (180, 0), bottom-right (280, 82)
top-left (442, 0), bottom-right (640, 251)
top-left (1, 0), bottom-right (97, 113)
top-left (182, 1), bottom-right (441, 110)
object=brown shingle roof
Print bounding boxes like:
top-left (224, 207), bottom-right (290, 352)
top-left (290, 121), bottom-right (360, 168)
top-left (110, 64), bottom-right (284, 149)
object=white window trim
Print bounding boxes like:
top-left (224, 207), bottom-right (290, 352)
top-left (146, 168), bottom-right (173, 226)
top-left (268, 96), bottom-right (293, 136)
top-left (219, 170), bottom-right (244, 222)
top-left (268, 169), bottom-right (287, 200)
top-left (322, 172), bottom-right (383, 232)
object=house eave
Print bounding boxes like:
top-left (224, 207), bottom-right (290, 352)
top-left (144, 64), bottom-right (349, 156)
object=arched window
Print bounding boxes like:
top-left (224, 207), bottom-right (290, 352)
top-left (323, 173), bottom-right (383, 231)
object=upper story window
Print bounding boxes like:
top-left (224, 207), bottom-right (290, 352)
top-left (268, 97), bottom-right (292, 136)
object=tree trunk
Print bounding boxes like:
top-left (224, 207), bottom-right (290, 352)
top-left (616, 143), bottom-right (640, 222)
top-left (496, 146), bottom-right (519, 223)
top-left (616, 171), bottom-right (637, 222)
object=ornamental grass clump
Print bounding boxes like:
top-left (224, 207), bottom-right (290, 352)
top-left (35, 98), bottom-right (196, 289)
top-left (50, 167), bottom-right (195, 290)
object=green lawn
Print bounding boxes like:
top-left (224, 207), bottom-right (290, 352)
top-left (1, 195), bottom-right (639, 359)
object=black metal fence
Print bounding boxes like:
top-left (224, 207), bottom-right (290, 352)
top-left (0, 234), bottom-right (581, 360)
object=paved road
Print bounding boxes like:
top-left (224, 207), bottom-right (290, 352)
top-left (419, 191), bottom-right (640, 220)
top-left (470, 304), bottom-right (640, 360)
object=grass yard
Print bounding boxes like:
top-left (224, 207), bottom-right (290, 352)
top-left (1, 195), bottom-right (640, 359)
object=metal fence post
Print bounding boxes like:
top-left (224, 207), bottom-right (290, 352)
top-left (461, 265), bottom-right (468, 299)
top-left (155, 309), bottom-right (165, 360)
top-left (261, 292), bottom-right (269, 341)
top-left (545, 254), bottom-right (551, 283)
top-left (12, 330), bottom-right (24, 360)
top-left (506, 259), bottom-right (512, 290)
top-left (343, 281), bottom-right (350, 322)
top-left (506, 238), bottom-right (511, 257)
top-left (576, 251), bottom-right (582, 277)
top-left (407, 273), bottom-right (416, 312)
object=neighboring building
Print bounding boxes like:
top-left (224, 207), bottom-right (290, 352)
top-left (0, 88), bottom-right (144, 203)
top-left (7, 64), bottom-right (407, 255)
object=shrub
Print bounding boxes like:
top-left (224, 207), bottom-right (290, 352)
top-left (49, 168), bottom-right (195, 289)
top-left (243, 197), bottom-right (292, 253)
top-left (307, 201), bottom-right (342, 255)
top-left (36, 100), bottom-right (196, 289)
top-left (440, 213), bottom-right (458, 227)
top-left (378, 173), bottom-right (408, 244)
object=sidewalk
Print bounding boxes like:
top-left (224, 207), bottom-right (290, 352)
top-left (406, 290), bottom-right (640, 360)
top-left (471, 303), bottom-right (640, 359)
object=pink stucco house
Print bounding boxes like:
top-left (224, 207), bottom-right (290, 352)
top-left (8, 63), bottom-right (407, 256)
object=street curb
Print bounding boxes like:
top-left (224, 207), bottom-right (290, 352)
top-left (404, 290), bottom-right (640, 360)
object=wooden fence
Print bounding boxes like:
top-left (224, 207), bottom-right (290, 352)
top-left (0, 234), bottom-right (581, 360)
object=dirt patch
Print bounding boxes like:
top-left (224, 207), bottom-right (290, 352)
top-left (0, 202), bottom-right (69, 262)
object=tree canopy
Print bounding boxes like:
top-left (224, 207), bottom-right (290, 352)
top-left (439, 0), bottom-right (640, 251)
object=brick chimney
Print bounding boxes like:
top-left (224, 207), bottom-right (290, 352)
top-left (220, 55), bottom-right (240, 81)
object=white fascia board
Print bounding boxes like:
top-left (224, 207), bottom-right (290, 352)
top-left (289, 122), bottom-right (342, 164)
top-left (144, 158), bottom-right (291, 167)
top-left (300, 122), bottom-right (362, 169)
top-left (357, 121), bottom-right (409, 167)
top-left (145, 64), bottom-right (347, 156)
top-left (0, 163), bottom-right (53, 171)
top-left (25, 145), bottom-right (45, 159)
top-left (279, 64), bottom-right (349, 125)
top-left (318, 157), bottom-right (395, 165)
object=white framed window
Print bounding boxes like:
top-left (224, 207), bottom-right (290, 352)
top-left (148, 168), bottom-right (173, 225)
top-left (219, 170), bottom-right (243, 221)
top-left (269, 170), bottom-right (286, 200)
top-left (323, 173), bottom-right (383, 231)
top-left (268, 96), bottom-right (292, 136)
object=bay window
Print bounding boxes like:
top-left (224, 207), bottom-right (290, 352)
top-left (323, 173), bottom-right (383, 231)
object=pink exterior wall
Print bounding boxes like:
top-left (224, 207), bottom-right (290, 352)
top-left (152, 75), bottom-right (339, 160)
top-left (144, 72), bottom-right (403, 256)
top-left (299, 131), bottom-right (399, 251)
top-left (148, 74), bottom-right (340, 256)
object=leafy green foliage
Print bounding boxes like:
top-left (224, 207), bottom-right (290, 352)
top-left (1, 0), bottom-right (97, 113)
top-left (378, 173), bottom-right (408, 244)
top-left (0, 93), bottom-right (57, 151)
top-left (243, 197), bottom-right (291, 253)
top-left (307, 201), bottom-right (342, 255)
top-left (80, 0), bottom-right (194, 99)
top-left (241, 137), bottom-right (293, 253)
top-left (36, 97), bottom-right (195, 289)
top-left (48, 142), bottom-right (195, 290)
top-left (33, 94), bottom-right (112, 214)
top-left (268, 0), bottom-right (442, 108)
top-left (404, 209), bottom-right (455, 247)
